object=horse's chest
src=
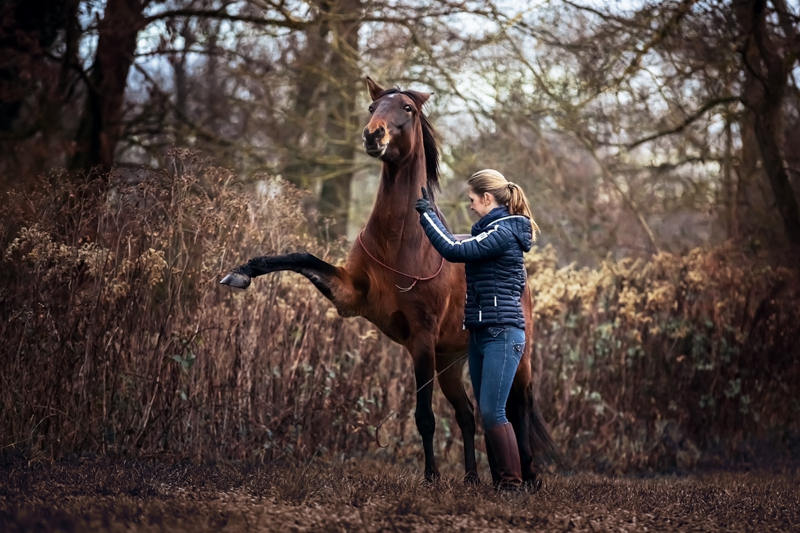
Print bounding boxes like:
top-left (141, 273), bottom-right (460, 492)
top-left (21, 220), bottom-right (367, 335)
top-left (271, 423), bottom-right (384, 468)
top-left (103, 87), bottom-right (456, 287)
top-left (361, 302), bottom-right (411, 343)
top-left (352, 266), bottom-right (443, 345)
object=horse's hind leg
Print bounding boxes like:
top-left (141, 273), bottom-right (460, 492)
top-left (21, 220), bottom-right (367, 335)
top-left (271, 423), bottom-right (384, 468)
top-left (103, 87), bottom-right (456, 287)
top-left (436, 355), bottom-right (478, 483)
top-left (509, 379), bottom-right (558, 490)
top-left (507, 383), bottom-right (536, 483)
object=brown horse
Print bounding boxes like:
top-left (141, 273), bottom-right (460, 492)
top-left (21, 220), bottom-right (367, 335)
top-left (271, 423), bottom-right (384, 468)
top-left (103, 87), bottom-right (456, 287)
top-left (220, 76), bottom-right (556, 483)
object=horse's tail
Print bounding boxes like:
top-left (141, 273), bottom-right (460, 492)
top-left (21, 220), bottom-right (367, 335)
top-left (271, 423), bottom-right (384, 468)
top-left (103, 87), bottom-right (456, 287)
top-left (518, 381), bottom-right (562, 468)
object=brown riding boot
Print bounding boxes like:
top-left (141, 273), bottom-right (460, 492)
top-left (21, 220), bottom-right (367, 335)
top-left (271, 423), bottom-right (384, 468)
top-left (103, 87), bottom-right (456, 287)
top-left (485, 422), bottom-right (523, 490)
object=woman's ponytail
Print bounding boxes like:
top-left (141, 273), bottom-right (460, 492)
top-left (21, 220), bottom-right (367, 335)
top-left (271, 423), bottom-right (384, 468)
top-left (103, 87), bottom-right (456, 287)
top-left (507, 182), bottom-right (540, 239)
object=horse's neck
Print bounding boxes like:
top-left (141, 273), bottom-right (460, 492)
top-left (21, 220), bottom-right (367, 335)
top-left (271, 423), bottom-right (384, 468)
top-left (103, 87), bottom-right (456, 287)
top-left (364, 157), bottom-right (428, 257)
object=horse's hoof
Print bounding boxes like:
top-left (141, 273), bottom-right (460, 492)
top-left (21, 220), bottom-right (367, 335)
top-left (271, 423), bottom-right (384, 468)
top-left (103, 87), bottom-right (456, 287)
top-left (423, 470), bottom-right (441, 485)
top-left (524, 476), bottom-right (543, 494)
top-left (220, 271), bottom-right (251, 289)
top-left (463, 471), bottom-right (480, 485)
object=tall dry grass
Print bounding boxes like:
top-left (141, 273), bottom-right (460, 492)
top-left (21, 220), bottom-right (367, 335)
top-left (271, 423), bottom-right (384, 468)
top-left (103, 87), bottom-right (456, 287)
top-left (2, 152), bottom-right (798, 471)
top-left (0, 152), bottom-right (425, 464)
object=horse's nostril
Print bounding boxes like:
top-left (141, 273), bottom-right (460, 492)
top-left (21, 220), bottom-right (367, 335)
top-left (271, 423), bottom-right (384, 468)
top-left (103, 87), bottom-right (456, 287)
top-left (363, 126), bottom-right (386, 145)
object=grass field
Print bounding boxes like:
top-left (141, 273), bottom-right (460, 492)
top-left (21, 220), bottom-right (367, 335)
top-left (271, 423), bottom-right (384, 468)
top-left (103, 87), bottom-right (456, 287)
top-left (2, 457), bottom-right (797, 532)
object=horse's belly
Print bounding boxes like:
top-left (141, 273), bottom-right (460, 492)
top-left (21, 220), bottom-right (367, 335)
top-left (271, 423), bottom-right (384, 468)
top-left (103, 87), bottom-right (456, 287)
top-left (435, 328), bottom-right (469, 354)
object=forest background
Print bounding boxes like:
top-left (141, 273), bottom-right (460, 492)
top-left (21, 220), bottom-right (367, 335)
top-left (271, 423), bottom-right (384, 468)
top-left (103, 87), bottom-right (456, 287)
top-left (1, 0), bottom-right (799, 474)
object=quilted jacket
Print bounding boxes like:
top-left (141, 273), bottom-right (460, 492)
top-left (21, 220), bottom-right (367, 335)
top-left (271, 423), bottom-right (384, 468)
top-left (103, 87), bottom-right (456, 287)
top-left (419, 205), bottom-right (532, 330)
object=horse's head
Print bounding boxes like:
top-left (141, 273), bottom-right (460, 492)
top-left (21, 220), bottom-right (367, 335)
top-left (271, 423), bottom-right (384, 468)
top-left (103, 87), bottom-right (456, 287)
top-left (362, 77), bottom-right (440, 195)
top-left (362, 77), bottom-right (430, 162)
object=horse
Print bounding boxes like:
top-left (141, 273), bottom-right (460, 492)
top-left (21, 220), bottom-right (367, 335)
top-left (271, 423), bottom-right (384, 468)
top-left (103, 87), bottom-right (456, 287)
top-left (220, 76), bottom-right (556, 484)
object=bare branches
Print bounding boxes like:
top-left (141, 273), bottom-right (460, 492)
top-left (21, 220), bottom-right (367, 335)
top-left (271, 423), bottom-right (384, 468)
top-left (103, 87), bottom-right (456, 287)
top-left (143, 7), bottom-right (309, 30)
top-left (627, 96), bottom-right (741, 149)
top-left (143, 2), bottom-right (493, 31)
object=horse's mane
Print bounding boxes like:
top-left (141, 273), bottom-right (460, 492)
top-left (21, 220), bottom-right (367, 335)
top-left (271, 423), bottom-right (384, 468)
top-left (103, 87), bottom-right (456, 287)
top-left (379, 87), bottom-right (440, 201)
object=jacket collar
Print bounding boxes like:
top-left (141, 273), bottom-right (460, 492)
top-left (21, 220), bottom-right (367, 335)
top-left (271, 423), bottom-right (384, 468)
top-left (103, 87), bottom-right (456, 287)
top-left (472, 206), bottom-right (510, 233)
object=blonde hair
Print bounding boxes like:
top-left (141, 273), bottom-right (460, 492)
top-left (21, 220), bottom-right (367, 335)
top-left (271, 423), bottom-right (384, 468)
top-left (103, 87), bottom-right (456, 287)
top-left (468, 169), bottom-right (540, 238)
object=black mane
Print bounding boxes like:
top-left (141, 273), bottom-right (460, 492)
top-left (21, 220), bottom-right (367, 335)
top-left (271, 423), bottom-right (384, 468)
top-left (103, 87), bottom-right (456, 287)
top-left (379, 88), bottom-right (441, 200)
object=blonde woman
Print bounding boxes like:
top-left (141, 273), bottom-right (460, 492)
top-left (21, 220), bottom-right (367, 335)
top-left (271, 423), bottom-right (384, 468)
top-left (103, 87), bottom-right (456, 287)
top-left (415, 169), bottom-right (539, 490)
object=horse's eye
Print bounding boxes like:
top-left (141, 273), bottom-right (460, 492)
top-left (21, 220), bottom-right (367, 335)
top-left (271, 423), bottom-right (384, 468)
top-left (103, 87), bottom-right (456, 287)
top-left (368, 105), bottom-right (375, 114)
top-left (403, 104), bottom-right (413, 113)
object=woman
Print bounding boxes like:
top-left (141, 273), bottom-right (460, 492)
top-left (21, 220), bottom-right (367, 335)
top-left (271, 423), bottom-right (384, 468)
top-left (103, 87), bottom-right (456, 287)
top-left (415, 169), bottom-right (539, 490)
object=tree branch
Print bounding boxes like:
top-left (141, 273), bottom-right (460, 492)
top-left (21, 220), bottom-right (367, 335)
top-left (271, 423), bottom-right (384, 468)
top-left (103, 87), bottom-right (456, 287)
top-left (143, 8), bottom-right (309, 29)
top-left (143, 5), bottom-right (489, 30)
top-left (626, 96), bottom-right (740, 149)
top-left (579, 133), bottom-right (662, 254)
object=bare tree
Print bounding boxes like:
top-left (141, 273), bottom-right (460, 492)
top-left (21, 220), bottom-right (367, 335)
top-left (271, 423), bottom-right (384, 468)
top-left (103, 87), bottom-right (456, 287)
top-left (734, 0), bottom-right (800, 244)
top-left (70, 0), bottom-right (150, 171)
top-left (457, 0), bottom-right (800, 257)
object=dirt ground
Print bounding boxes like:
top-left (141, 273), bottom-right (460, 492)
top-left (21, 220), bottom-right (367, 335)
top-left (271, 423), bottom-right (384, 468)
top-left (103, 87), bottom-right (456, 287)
top-left (1, 456), bottom-right (798, 532)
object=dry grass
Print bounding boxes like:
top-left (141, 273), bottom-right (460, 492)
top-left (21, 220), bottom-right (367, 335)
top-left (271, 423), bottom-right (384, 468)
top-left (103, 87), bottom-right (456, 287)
top-left (1, 457), bottom-right (798, 532)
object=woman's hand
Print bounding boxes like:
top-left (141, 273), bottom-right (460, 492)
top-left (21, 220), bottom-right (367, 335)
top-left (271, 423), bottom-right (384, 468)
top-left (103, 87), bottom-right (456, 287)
top-left (415, 187), bottom-right (433, 214)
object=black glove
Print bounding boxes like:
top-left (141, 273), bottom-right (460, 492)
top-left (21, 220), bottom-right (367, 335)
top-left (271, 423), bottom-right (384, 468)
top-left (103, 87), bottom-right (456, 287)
top-left (415, 187), bottom-right (433, 214)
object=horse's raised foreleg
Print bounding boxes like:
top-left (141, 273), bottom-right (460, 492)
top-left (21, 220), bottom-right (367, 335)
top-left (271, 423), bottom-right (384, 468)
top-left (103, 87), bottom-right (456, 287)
top-left (220, 253), bottom-right (362, 315)
top-left (436, 355), bottom-right (478, 484)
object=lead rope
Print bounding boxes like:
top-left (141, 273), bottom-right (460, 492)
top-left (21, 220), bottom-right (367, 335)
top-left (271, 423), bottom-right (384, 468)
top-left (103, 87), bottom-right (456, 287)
top-left (372, 353), bottom-right (468, 448)
top-left (356, 230), bottom-right (445, 292)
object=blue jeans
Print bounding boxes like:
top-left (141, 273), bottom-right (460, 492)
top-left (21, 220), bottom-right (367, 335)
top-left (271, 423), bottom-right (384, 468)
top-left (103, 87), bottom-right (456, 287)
top-left (468, 325), bottom-right (525, 429)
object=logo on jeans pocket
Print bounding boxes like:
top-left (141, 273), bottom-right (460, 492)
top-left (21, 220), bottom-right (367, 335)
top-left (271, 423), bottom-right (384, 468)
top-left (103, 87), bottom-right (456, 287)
top-left (513, 342), bottom-right (524, 354)
top-left (487, 326), bottom-right (504, 338)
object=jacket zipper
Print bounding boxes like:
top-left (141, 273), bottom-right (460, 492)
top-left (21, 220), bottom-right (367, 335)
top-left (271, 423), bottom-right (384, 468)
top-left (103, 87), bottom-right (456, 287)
top-left (463, 292), bottom-right (467, 329)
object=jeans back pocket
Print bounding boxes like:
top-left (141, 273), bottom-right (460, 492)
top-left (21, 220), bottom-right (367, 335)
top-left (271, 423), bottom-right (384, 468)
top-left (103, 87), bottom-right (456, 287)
top-left (487, 326), bottom-right (504, 338)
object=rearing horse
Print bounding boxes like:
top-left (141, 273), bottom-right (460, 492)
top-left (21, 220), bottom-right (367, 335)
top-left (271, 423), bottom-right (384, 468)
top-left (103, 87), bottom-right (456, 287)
top-left (221, 76), bottom-right (555, 483)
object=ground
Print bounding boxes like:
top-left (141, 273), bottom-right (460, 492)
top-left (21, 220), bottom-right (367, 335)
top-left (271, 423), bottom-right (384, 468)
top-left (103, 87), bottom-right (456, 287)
top-left (1, 457), bottom-right (798, 532)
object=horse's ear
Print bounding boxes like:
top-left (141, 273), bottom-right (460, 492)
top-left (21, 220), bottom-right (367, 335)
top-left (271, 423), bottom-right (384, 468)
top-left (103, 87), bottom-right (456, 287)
top-left (366, 76), bottom-right (384, 101)
top-left (406, 90), bottom-right (431, 107)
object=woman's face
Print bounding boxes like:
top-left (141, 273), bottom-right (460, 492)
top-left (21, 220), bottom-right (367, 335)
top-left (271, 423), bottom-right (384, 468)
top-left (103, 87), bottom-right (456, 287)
top-left (467, 189), bottom-right (497, 218)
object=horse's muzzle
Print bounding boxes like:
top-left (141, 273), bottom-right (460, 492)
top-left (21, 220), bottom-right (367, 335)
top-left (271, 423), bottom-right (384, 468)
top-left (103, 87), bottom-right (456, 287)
top-left (364, 142), bottom-right (387, 158)
top-left (363, 125), bottom-right (388, 158)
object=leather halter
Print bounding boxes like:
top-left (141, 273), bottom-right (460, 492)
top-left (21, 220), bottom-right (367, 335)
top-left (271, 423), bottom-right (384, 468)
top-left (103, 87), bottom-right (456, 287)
top-left (356, 230), bottom-right (445, 292)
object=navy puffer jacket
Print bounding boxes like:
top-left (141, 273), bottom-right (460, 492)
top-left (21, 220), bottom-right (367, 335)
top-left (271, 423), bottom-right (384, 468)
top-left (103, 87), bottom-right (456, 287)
top-left (419, 205), bottom-right (532, 330)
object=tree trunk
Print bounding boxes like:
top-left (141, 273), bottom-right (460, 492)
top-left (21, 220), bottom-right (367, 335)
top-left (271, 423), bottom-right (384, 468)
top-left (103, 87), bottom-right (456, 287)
top-left (284, 5), bottom-right (331, 190)
top-left (69, 0), bottom-right (146, 171)
top-left (317, 0), bottom-right (362, 238)
top-left (735, 0), bottom-right (800, 245)
top-left (284, 0), bottom-right (362, 238)
top-left (171, 18), bottom-right (195, 147)
top-left (722, 113), bottom-right (738, 240)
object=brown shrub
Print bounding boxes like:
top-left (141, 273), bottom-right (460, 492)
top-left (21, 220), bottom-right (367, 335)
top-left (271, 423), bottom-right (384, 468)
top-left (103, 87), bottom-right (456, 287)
top-left (0, 151), bottom-right (424, 463)
top-left (529, 244), bottom-right (800, 471)
top-left (2, 153), bottom-right (798, 472)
